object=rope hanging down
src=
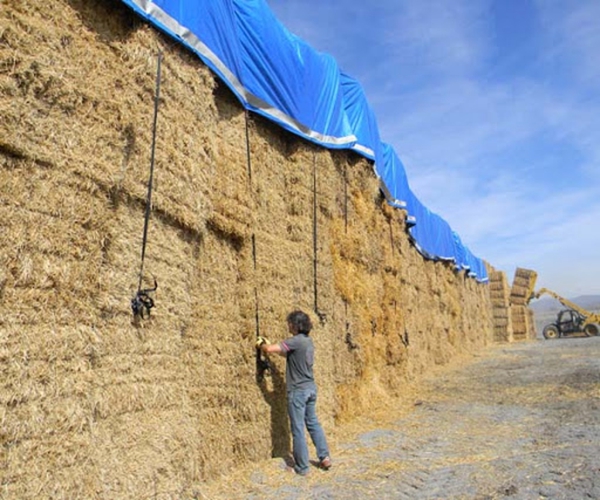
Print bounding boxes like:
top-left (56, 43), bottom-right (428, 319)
top-left (245, 111), bottom-right (270, 381)
top-left (131, 51), bottom-right (162, 320)
top-left (343, 160), bottom-right (348, 233)
top-left (252, 234), bottom-right (270, 381)
top-left (312, 152), bottom-right (326, 325)
top-left (244, 109), bottom-right (253, 185)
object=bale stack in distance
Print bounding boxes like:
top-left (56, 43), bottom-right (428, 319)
top-left (1, 0), bottom-right (494, 497)
top-left (510, 268), bottom-right (538, 341)
top-left (510, 305), bottom-right (534, 341)
top-left (488, 269), bottom-right (514, 343)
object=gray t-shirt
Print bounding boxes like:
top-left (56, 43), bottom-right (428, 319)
top-left (280, 333), bottom-right (316, 391)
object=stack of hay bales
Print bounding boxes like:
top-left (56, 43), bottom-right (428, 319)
top-left (510, 268), bottom-right (538, 341)
top-left (487, 266), bottom-right (538, 343)
top-left (0, 0), bottom-right (495, 497)
top-left (488, 270), bottom-right (514, 343)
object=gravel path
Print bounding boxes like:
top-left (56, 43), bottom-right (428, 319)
top-left (205, 337), bottom-right (600, 499)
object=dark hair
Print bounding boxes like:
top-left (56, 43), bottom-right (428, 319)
top-left (286, 310), bottom-right (313, 335)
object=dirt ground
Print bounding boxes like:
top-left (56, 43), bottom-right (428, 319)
top-left (201, 336), bottom-right (600, 499)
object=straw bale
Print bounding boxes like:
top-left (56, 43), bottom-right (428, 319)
top-left (514, 267), bottom-right (537, 280)
top-left (488, 280), bottom-right (510, 292)
top-left (511, 306), bottom-right (527, 321)
top-left (486, 270), bottom-right (513, 343)
top-left (512, 276), bottom-right (532, 288)
top-left (488, 271), bottom-right (509, 291)
top-left (510, 305), bottom-right (535, 341)
top-left (489, 290), bottom-right (510, 302)
top-left (510, 267), bottom-right (537, 306)
top-left (510, 291), bottom-right (528, 306)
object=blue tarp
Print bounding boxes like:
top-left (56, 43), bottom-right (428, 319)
top-left (119, 0), bottom-right (488, 283)
top-left (380, 143), bottom-right (409, 209)
top-left (405, 191), bottom-right (456, 262)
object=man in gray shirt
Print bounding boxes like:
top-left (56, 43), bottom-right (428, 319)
top-left (257, 310), bottom-right (331, 475)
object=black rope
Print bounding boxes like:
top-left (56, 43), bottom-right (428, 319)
top-left (344, 301), bottom-right (358, 350)
top-left (131, 51), bottom-right (162, 319)
top-left (343, 160), bottom-right (348, 233)
top-left (253, 242), bottom-right (269, 382)
top-left (342, 160), bottom-right (354, 349)
top-left (313, 152), bottom-right (326, 325)
top-left (244, 109), bottom-right (253, 185)
top-left (252, 234), bottom-right (260, 341)
top-left (313, 153), bottom-right (318, 313)
top-left (246, 114), bottom-right (269, 380)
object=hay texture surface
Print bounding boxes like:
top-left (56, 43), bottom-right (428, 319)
top-left (488, 269), bottom-right (514, 343)
top-left (1, 1), bottom-right (494, 497)
top-left (509, 268), bottom-right (537, 340)
top-left (510, 267), bottom-right (538, 306)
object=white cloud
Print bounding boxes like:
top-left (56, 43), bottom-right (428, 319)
top-left (268, 0), bottom-right (600, 296)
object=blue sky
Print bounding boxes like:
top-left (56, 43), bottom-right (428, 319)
top-left (267, 0), bottom-right (600, 298)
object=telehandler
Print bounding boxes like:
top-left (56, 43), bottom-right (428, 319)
top-left (529, 288), bottom-right (600, 339)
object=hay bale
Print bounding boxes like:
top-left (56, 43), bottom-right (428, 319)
top-left (487, 270), bottom-right (513, 343)
top-left (510, 305), bottom-right (535, 341)
top-left (510, 267), bottom-right (537, 305)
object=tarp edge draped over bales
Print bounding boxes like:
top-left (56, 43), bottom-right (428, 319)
top-left (119, 0), bottom-right (489, 283)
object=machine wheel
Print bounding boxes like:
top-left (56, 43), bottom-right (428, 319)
top-left (543, 324), bottom-right (560, 340)
top-left (583, 324), bottom-right (599, 337)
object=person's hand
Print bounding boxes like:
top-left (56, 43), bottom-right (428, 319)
top-left (255, 336), bottom-right (270, 349)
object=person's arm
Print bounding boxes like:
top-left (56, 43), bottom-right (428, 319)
top-left (261, 342), bottom-right (286, 357)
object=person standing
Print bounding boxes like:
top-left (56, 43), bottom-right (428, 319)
top-left (257, 310), bottom-right (332, 476)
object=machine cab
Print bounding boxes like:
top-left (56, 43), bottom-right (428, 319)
top-left (557, 309), bottom-right (583, 334)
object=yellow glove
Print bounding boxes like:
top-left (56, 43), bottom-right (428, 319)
top-left (255, 336), bottom-right (270, 349)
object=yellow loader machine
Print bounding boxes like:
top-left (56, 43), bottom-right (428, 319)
top-left (529, 288), bottom-right (600, 339)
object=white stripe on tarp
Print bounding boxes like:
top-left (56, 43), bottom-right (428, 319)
top-left (126, 0), bottom-right (357, 148)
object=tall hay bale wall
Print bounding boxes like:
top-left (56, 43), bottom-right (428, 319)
top-left (0, 0), bottom-right (493, 497)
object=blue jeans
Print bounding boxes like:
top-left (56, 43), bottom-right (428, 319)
top-left (287, 387), bottom-right (330, 475)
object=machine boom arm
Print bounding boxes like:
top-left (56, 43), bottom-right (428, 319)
top-left (531, 288), bottom-right (600, 323)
